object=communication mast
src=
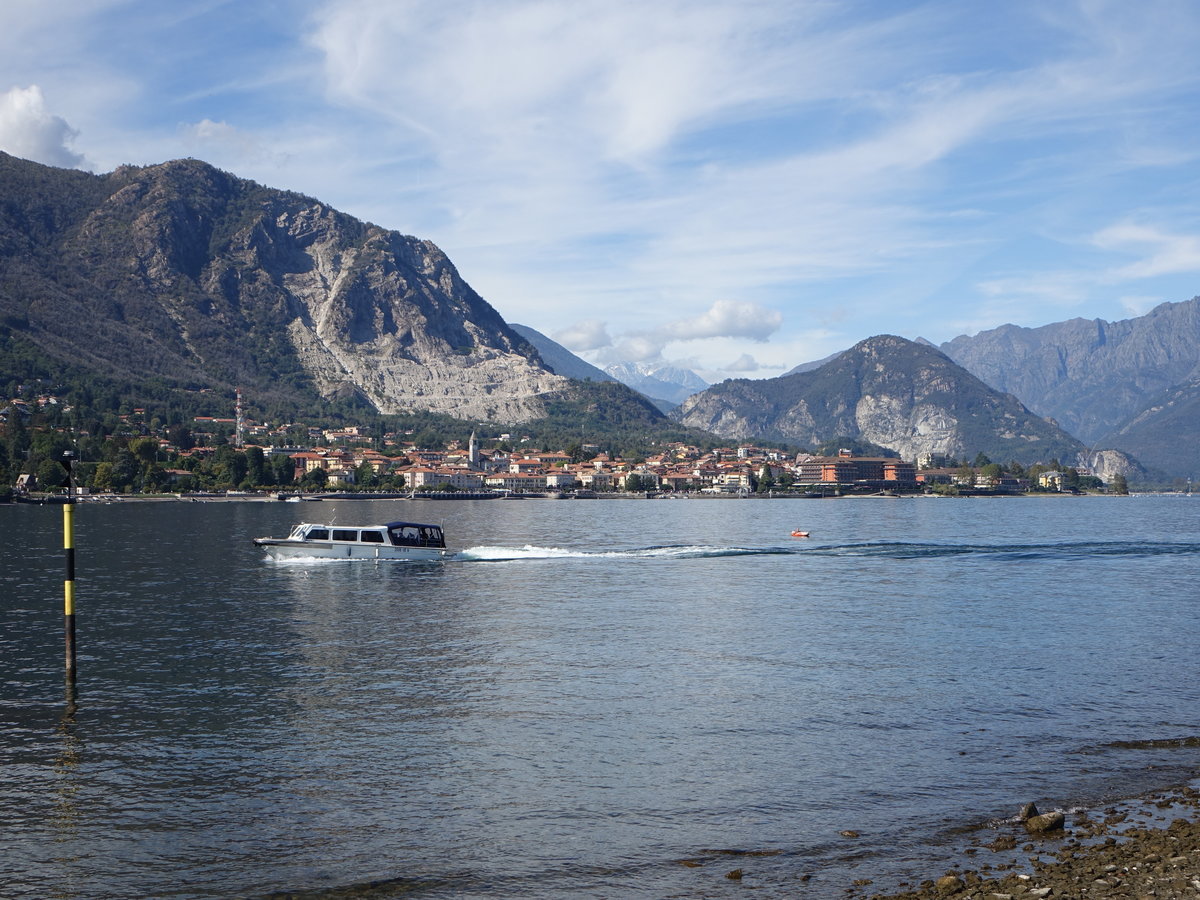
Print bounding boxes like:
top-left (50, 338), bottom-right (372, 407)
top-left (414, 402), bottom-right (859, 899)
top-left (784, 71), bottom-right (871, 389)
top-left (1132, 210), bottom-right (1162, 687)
top-left (235, 388), bottom-right (245, 448)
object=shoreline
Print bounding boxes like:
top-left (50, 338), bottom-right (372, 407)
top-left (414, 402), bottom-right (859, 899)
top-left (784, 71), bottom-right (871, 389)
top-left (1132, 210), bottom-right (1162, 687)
top-left (847, 780), bottom-right (1200, 900)
top-left (5, 488), bottom-right (1158, 505)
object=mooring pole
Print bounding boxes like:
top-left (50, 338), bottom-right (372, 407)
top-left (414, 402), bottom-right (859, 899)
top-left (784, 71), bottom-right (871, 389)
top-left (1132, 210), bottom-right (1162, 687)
top-left (62, 450), bottom-right (77, 687)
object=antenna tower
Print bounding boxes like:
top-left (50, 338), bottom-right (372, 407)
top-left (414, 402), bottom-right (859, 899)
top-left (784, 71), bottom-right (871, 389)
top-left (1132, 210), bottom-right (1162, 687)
top-left (235, 388), bottom-right (245, 448)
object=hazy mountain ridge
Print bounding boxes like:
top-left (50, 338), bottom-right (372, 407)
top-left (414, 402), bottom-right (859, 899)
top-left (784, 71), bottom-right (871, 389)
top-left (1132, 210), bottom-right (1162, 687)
top-left (509, 324), bottom-right (615, 383)
top-left (939, 300), bottom-right (1200, 441)
top-left (1093, 376), bottom-right (1200, 480)
top-left (674, 335), bottom-right (1090, 466)
top-left (940, 298), bottom-right (1200, 477)
top-left (602, 361), bottom-right (709, 406)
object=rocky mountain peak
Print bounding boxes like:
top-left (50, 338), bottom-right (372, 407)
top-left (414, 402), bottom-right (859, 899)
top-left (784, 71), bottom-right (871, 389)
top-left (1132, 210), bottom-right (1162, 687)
top-left (674, 334), bottom-right (1085, 464)
top-left (1, 152), bottom-right (568, 422)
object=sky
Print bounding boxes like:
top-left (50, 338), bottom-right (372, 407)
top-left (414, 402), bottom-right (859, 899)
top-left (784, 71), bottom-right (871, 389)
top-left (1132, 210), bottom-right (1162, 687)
top-left (4, 0), bottom-right (1200, 383)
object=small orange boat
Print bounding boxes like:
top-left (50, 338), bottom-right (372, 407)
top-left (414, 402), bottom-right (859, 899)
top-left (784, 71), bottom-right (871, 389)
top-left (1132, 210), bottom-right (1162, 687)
top-left (790, 530), bottom-right (810, 538)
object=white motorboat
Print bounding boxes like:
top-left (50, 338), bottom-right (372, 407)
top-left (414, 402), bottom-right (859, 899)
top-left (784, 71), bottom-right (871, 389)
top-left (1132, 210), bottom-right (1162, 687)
top-left (253, 521), bottom-right (453, 561)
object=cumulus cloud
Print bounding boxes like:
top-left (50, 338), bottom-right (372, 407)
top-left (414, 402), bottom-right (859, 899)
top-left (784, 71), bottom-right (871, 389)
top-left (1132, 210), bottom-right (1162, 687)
top-left (0, 85), bottom-right (87, 168)
top-left (660, 299), bottom-right (782, 343)
top-left (725, 353), bottom-right (762, 372)
top-left (612, 335), bottom-right (665, 363)
top-left (180, 118), bottom-right (285, 167)
top-left (552, 319), bottom-right (612, 352)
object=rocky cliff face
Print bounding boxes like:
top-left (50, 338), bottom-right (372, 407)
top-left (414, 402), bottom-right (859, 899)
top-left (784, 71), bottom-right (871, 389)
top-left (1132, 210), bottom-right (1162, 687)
top-left (674, 335), bottom-right (1087, 464)
top-left (0, 153), bottom-right (568, 422)
top-left (940, 299), bottom-right (1200, 444)
top-left (1091, 377), bottom-right (1200, 480)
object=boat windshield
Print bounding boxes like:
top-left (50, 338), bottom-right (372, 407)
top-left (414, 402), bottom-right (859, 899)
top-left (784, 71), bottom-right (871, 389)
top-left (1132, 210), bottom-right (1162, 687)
top-left (387, 524), bottom-right (446, 548)
top-left (289, 524), bottom-right (309, 539)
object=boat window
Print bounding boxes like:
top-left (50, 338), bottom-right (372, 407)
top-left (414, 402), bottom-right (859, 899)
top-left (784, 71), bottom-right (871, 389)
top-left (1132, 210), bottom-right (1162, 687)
top-left (390, 526), bottom-right (421, 545)
top-left (420, 526), bottom-right (445, 547)
top-left (361, 530), bottom-right (384, 543)
top-left (332, 529), bottom-right (358, 542)
top-left (307, 528), bottom-right (329, 541)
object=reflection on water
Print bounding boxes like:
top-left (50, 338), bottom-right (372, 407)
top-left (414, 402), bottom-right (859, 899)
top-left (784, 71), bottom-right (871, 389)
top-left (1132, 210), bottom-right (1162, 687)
top-left (0, 496), bottom-right (1198, 898)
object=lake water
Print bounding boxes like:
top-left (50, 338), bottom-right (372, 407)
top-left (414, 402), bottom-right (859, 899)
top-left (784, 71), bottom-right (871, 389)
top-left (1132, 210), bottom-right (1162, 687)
top-left (2, 494), bottom-right (1199, 898)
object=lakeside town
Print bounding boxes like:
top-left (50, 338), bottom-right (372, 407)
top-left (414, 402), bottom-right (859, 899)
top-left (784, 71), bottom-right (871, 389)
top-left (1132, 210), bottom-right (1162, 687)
top-left (4, 395), bottom-right (1126, 500)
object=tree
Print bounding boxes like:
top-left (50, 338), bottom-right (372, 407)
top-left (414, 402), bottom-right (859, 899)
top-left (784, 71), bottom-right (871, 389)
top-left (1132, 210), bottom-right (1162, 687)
top-left (270, 453), bottom-right (296, 486)
top-left (129, 436), bottom-right (159, 466)
top-left (301, 466), bottom-right (328, 489)
top-left (212, 445), bottom-right (248, 488)
top-left (245, 446), bottom-right (266, 486)
top-left (757, 469), bottom-right (775, 493)
top-left (36, 457), bottom-right (67, 490)
top-left (1111, 473), bottom-right (1129, 495)
top-left (111, 449), bottom-right (139, 492)
top-left (91, 461), bottom-right (114, 492)
top-left (356, 461), bottom-right (378, 489)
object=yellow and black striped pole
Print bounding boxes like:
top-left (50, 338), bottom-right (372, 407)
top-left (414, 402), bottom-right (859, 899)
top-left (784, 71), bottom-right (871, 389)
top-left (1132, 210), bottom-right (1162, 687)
top-left (62, 450), bottom-right (77, 686)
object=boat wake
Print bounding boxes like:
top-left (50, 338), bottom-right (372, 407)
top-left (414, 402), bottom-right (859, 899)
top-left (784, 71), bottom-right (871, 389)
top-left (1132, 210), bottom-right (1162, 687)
top-left (263, 540), bottom-right (1198, 564)
top-left (455, 540), bottom-right (1200, 563)
top-left (455, 544), bottom-right (793, 562)
top-left (809, 539), bottom-right (1200, 561)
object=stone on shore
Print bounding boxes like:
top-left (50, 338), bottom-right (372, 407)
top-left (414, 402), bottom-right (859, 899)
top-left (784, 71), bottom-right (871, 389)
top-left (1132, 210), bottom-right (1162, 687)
top-left (1023, 811), bottom-right (1066, 834)
top-left (934, 873), bottom-right (964, 894)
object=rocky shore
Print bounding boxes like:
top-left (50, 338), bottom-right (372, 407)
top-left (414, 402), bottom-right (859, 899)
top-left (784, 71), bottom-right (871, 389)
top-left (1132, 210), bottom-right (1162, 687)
top-left (856, 784), bottom-right (1200, 900)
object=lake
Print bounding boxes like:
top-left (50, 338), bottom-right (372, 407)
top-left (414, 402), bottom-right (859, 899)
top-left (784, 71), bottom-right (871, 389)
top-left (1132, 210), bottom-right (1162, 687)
top-left (2, 494), bottom-right (1198, 898)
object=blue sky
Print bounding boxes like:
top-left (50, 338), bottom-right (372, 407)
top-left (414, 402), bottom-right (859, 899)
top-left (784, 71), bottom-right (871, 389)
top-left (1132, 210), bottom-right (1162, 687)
top-left (4, 1), bottom-right (1200, 382)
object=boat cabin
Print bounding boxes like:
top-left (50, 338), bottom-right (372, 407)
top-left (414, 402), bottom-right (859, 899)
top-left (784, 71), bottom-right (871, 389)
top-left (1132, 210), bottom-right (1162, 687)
top-left (288, 521), bottom-right (446, 549)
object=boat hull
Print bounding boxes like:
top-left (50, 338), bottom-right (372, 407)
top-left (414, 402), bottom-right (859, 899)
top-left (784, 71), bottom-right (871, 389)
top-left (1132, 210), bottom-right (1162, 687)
top-left (254, 538), bottom-right (453, 561)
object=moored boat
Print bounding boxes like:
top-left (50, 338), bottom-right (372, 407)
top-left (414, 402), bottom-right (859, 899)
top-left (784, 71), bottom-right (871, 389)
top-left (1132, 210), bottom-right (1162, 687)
top-left (253, 521), bottom-right (453, 561)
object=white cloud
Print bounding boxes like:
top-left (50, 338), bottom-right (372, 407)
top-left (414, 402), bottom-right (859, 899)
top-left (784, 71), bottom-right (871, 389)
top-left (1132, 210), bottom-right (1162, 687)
top-left (1092, 223), bottom-right (1200, 279)
top-left (309, 0), bottom-right (789, 166)
top-left (725, 353), bottom-right (762, 372)
top-left (612, 335), bottom-right (666, 363)
top-left (552, 319), bottom-right (612, 352)
top-left (660, 299), bottom-right (782, 342)
top-left (0, 85), bottom-right (88, 169)
top-left (179, 118), bottom-right (289, 169)
top-left (1118, 295), bottom-right (1163, 317)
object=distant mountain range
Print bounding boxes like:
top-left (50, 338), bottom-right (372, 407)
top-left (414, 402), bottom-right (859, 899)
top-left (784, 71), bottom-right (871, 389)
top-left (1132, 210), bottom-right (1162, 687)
top-left (1, 150), bottom-right (1194, 479)
top-left (509, 325), bottom-right (707, 412)
top-left (600, 361), bottom-right (709, 408)
top-left (937, 300), bottom-right (1200, 479)
top-left (508, 324), bottom-right (615, 383)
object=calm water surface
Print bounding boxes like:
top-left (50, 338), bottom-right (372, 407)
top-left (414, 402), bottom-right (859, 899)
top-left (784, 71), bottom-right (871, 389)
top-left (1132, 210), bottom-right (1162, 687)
top-left (2, 495), bottom-right (1199, 898)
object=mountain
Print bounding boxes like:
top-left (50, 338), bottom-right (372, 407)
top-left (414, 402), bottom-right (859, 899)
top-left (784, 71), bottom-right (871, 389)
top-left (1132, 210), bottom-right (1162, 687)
top-left (0, 152), bottom-right (576, 423)
top-left (782, 349), bottom-right (844, 376)
top-left (509, 324), bottom-right (616, 383)
top-left (940, 299), bottom-right (1200, 443)
top-left (673, 334), bottom-right (1088, 465)
top-left (1092, 377), bottom-right (1200, 481)
top-left (939, 298), bottom-right (1200, 479)
top-left (603, 361), bottom-right (708, 407)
